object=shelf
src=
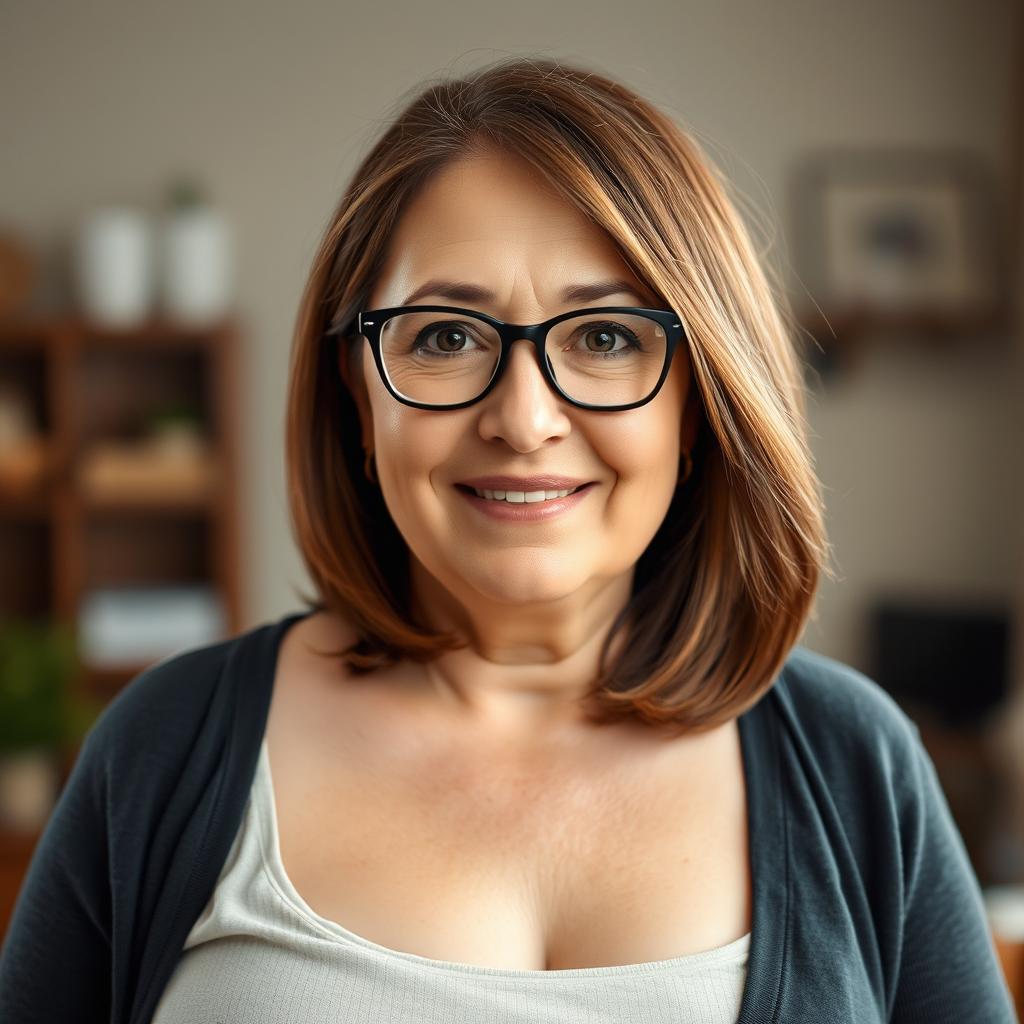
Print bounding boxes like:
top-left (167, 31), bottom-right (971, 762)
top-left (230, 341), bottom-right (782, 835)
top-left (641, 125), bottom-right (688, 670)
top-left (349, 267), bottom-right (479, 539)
top-left (0, 311), bottom-right (243, 945)
top-left (79, 491), bottom-right (220, 514)
top-left (0, 313), bottom-right (237, 349)
top-left (795, 304), bottom-right (1008, 344)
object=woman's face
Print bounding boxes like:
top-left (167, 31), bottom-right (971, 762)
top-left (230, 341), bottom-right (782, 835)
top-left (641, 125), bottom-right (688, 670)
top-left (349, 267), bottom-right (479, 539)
top-left (342, 148), bottom-right (699, 617)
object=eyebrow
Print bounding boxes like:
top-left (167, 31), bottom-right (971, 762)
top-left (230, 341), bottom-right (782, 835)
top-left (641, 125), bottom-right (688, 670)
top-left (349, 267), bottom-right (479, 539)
top-left (399, 278), bottom-right (649, 308)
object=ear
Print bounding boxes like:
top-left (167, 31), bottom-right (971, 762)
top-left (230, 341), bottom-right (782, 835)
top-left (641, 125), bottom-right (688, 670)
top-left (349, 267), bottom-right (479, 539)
top-left (337, 336), bottom-right (374, 450)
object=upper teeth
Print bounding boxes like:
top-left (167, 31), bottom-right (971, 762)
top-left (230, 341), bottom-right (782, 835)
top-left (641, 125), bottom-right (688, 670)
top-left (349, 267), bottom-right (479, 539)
top-left (473, 486), bottom-right (580, 503)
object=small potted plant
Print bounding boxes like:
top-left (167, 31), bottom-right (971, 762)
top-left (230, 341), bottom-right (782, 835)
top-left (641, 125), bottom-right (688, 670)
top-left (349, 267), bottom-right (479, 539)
top-left (141, 400), bottom-right (207, 458)
top-left (0, 616), bottom-right (103, 832)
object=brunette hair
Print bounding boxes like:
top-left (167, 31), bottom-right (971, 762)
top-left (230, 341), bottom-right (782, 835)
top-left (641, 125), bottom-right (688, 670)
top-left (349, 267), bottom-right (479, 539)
top-left (285, 55), bottom-right (835, 735)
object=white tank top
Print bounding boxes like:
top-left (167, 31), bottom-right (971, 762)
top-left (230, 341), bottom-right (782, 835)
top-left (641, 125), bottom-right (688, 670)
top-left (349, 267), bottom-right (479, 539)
top-left (152, 736), bottom-right (751, 1023)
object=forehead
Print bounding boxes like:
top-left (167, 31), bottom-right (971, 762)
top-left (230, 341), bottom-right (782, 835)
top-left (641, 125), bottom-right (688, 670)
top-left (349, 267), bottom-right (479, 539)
top-left (370, 150), bottom-right (652, 308)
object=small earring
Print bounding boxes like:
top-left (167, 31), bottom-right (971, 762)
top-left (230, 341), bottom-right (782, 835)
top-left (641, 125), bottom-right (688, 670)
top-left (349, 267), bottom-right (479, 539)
top-left (677, 446), bottom-right (693, 486)
top-left (363, 448), bottom-right (378, 485)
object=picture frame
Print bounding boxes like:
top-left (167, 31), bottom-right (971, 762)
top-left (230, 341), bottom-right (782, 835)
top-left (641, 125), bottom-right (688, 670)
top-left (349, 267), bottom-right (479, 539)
top-left (791, 147), bottom-right (1006, 333)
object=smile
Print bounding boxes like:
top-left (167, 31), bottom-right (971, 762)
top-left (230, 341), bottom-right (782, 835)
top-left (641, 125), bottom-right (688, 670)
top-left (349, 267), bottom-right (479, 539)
top-left (470, 486), bottom-right (583, 503)
top-left (455, 482), bottom-right (596, 521)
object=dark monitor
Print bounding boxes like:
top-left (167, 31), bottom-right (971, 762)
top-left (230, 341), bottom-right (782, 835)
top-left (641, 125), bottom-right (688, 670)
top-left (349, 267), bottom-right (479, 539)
top-left (868, 599), bottom-right (1010, 730)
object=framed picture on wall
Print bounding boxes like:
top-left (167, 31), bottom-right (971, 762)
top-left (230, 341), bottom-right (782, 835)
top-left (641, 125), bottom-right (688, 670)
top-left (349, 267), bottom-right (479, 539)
top-left (791, 147), bottom-right (1006, 335)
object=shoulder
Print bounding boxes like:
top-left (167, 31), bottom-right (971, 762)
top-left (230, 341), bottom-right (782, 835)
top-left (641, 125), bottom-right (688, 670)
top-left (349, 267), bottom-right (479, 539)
top-left (767, 653), bottom-right (1012, 1018)
top-left (771, 643), bottom-right (923, 778)
top-left (775, 642), bottom-right (920, 740)
top-left (83, 618), bottom-right (280, 764)
top-left (94, 634), bottom-right (235, 737)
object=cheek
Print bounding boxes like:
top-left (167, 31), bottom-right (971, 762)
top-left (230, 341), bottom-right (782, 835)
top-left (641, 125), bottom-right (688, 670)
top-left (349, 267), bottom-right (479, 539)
top-left (383, 434), bottom-right (450, 486)
top-left (605, 429), bottom-right (680, 550)
top-left (367, 380), bottom-right (453, 468)
top-left (372, 423), bottom-right (454, 560)
top-left (372, 411), bottom-right (466, 508)
top-left (594, 413), bottom-right (680, 495)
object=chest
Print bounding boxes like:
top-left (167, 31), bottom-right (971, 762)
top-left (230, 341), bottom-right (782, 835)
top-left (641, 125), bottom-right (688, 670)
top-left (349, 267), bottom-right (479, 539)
top-left (263, 645), bottom-right (752, 972)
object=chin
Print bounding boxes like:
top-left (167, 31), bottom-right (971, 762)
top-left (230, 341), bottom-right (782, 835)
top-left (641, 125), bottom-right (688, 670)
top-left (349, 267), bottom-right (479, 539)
top-left (460, 562), bottom-right (589, 606)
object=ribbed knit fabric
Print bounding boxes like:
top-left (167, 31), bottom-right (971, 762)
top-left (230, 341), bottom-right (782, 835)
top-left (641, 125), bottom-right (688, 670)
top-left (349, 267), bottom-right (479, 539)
top-left (152, 736), bottom-right (751, 1023)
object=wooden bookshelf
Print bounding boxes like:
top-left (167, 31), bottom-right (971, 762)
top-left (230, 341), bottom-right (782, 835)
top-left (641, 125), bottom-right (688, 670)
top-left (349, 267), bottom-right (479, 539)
top-left (794, 303), bottom-right (1010, 379)
top-left (0, 312), bottom-right (244, 938)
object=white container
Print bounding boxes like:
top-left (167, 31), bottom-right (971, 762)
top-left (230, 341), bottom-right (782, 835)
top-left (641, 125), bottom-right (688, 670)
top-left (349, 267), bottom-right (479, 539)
top-left (159, 207), bottom-right (233, 325)
top-left (77, 585), bottom-right (227, 667)
top-left (75, 207), bottom-right (154, 327)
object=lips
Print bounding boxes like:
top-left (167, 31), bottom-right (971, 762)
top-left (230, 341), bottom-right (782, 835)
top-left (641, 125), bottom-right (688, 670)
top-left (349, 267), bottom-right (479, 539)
top-left (456, 480), bottom-right (595, 519)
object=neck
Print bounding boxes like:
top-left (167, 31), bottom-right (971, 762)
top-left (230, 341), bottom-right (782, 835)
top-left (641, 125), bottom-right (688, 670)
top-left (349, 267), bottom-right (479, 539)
top-left (407, 557), bottom-right (634, 737)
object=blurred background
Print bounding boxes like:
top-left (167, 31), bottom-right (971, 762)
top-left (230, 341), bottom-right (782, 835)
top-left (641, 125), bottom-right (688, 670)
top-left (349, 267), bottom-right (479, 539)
top-left (1, 0), bottom-right (1023, 1003)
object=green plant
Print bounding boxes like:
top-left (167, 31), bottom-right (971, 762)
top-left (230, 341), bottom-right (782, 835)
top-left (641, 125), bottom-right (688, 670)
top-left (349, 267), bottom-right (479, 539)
top-left (140, 400), bottom-right (205, 435)
top-left (165, 176), bottom-right (207, 211)
top-left (0, 616), bottom-right (103, 755)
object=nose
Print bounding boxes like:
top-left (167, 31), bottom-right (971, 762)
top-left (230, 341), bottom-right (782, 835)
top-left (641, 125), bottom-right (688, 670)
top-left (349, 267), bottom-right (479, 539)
top-left (477, 337), bottom-right (572, 447)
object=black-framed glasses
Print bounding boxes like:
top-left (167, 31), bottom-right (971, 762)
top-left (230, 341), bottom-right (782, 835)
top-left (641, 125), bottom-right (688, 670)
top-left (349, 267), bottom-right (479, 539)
top-left (325, 305), bottom-right (687, 412)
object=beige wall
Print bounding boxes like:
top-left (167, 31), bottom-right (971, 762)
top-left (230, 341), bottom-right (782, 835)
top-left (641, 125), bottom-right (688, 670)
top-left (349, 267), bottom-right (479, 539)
top-left (1, 0), bottom-right (1020, 674)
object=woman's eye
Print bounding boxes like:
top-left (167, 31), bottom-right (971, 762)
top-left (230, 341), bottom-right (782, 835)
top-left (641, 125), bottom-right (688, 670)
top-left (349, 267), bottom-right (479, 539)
top-left (417, 324), bottom-right (481, 353)
top-left (574, 324), bottom-right (641, 355)
top-left (582, 328), bottom-right (621, 352)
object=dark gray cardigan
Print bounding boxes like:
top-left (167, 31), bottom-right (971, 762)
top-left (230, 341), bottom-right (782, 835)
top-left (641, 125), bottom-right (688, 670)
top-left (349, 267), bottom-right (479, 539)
top-left (0, 609), bottom-right (1016, 1023)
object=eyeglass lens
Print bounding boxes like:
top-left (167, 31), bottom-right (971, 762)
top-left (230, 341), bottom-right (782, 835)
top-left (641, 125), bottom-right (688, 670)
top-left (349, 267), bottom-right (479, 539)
top-left (378, 311), bottom-right (668, 407)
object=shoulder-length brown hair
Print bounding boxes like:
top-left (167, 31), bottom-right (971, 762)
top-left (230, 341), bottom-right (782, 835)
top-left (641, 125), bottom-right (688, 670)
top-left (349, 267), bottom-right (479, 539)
top-left (285, 55), bottom-right (834, 736)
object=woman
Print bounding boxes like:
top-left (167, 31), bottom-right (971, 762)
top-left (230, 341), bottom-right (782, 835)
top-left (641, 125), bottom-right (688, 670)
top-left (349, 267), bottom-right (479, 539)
top-left (0, 57), bottom-right (1015, 1024)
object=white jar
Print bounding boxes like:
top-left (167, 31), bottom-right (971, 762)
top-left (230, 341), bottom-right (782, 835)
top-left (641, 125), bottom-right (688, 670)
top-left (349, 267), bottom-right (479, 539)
top-left (75, 207), bottom-right (155, 327)
top-left (159, 206), bottom-right (233, 325)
